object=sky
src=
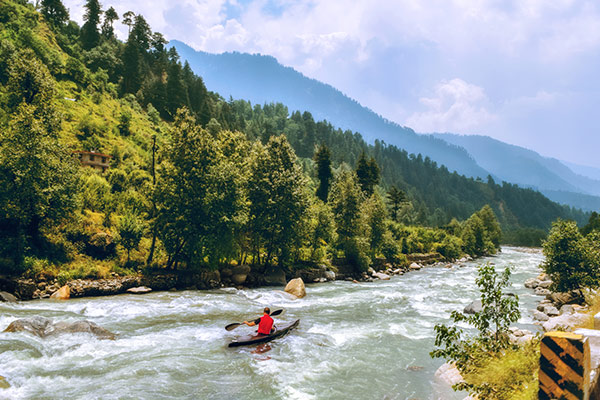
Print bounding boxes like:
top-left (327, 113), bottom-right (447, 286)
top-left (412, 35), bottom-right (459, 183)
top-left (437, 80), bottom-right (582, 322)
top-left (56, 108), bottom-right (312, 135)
top-left (63, 0), bottom-right (600, 167)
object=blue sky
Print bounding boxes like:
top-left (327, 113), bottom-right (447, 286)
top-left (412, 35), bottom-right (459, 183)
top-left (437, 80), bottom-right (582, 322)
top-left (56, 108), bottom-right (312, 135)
top-left (63, 0), bottom-right (600, 167)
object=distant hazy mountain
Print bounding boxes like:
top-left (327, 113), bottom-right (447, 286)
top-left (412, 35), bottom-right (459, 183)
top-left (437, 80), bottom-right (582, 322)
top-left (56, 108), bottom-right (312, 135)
top-left (433, 133), bottom-right (600, 211)
top-left (562, 160), bottom-right (600, 182)
top-left (171, 40), bottom-right (488, 179)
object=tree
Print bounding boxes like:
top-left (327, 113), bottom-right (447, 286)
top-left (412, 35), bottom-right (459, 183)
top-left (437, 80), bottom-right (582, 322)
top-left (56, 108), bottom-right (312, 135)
top-left (386, 186), bottom-right (406, 221)
top-left (0, 54), bottom-right (78, 271)
top-left (101, 6), bottom-right (118, 40)
top-left (356, 152), bottom-right (380, 196)
top-left (542, 219), bottom-right (600, 293)
top-left (122, 11), bottom-right (135, 33)
top-left (431, 264), bottom-right (520, 396)
top-left (364, 192), bottom-right (388, 258)
top-left (118, 212), bottom-right (145, 263)
top-left (248, 135), bottom-right (309, 266)
top-left (80, 0), bottom-right (102, 50)
top-left (329, 169), bottom-right (370, 271)
top-left (314, 144), bottom-right (333, 202)
top-left (477, 205), bottom-right (501, 249)
top-left (154, 109), bottom-right (247, 269)
top-left (40, 0), bottom-right (69, 28)
top-left (582, 211), bottom-right (600, 236)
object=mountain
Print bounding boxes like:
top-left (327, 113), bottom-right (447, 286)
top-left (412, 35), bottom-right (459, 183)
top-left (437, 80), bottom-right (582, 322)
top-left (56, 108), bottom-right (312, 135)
top-left (432, 133), bottom-right (600, 212)
top-left (170, 40), bottom-right (489, 179)
top-left (562, 161), bottom-right (600, 182)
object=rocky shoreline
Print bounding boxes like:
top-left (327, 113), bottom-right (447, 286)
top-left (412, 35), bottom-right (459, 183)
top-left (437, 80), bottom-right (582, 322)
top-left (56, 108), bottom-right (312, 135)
top-left (0, 252), bottom-right (461, 302)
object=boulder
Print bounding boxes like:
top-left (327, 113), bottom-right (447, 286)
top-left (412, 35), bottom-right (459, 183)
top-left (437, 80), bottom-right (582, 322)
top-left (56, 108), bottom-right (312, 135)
top-left (4, 317), bottom-right (115, 339)
top-left (560, 304), bottom-right (575, 315)
top-left (409, 263), bottom-right (422, 271)
top-left (547, 291), bottom-right (584, 307)
top-left (543, 305), bottom-right (560, 317)
top-left (231, 265), bottom-right (251, 285)
top-left (534, 287), bottom-right (551, 296)
top-left (15, 279), bottom-right (36, 300)
top-left (284, 278), bottom-right (306, 298)
top-left (50, 285), bottom-right (70, 300)
top-left (324, 270), bottom-right (336, 281)
top-left (537, 272), bottom-right (549, 281)
top-left (373, 272), bottom-right (391, 280)
top-left (542, 312), bottom-right (589, 332)
top-left (0, 291), bottom-right (17, 302)
top-left (126, 286), bottom-right (152, 294)
top-left (263, 267), bottom-right (287, 286)
top-left (464, 300), bottom-right (482, 314)
top-left (533, 310), bottom-right (549, 321)
top-left (434, 362), bottom-right (463, 387)
top-left (538, 280), bottom-right (553, 289)
top-left (51, 320), bottom-right (115, 340)
top-left (524, 278), bottom-right (539, 289)
top-left (0, 375), bottom-right (9, 389)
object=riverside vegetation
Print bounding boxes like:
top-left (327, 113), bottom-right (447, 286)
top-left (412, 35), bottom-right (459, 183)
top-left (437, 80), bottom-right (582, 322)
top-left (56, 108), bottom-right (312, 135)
top-left (431, 213), bottom-right (600, 399)
top-left (0, 0), bottom-right (590, 291)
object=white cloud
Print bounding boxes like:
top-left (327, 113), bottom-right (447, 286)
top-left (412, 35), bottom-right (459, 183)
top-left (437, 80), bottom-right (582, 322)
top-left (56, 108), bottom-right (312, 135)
top-left (406, 79), bottom-right (496, 133)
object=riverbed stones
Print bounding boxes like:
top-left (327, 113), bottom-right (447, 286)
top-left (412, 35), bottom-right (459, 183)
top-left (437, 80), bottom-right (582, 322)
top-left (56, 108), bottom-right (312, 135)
top-left (533, 310), bottom-right (549, 321)
top-left (0, 291), bottom-right (17, 302)
top-left (231, 265), bottom-right (251, 285)
top-left (543, 305), bottom-right (560, 317)
top-left (263, 267), bottom-right (287, 286)
top-left (534, 287), bottom-right (551, 296)
top-left (464, 300), bottom-right (482, 314)
top-left (542, 312), bottom-right (589, 332)
top-left (409, 263), bottom-right (422, 271)
top-left (50, 285), bottom-right (70, 300)
top-left (126, 286), bottom-right (152, 294)
top-left (373, 272), bottom-right (391, 280)
top-left (284, 278), bottom-right (306, 298)
top-left (560, 304), bottom-right (575, 315)
top-left (324, 269), bottom-right (336, 281)
top-left (4, 317), bottom-right (115, 339)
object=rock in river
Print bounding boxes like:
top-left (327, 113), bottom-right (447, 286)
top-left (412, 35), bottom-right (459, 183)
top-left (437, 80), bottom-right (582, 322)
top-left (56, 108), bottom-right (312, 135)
top-left (4, 317), bottom-right (115, 339)
top-left (284, 278), bottom-right (306, 298)
top-left (50, 285), bottom-right (70, 300)
top-left (464, 300), bottom-right (482, 314)
top-left (126, 286), bottom-right (152, 294)
top-left (0, 291), bottom-right (17, 302)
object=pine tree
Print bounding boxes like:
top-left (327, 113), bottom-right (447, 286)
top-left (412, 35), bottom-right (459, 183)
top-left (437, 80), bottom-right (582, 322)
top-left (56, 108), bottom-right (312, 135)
top-left (101, 6), bottom-right (118, 40)
top-left (80, 0), bottom-right (102, 50)
top-left (314, 144), bottom-right (333, 202)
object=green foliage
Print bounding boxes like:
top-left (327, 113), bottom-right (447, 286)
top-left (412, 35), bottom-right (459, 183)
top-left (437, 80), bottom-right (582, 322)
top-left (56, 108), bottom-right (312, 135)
top-left (40, 0), bottom-right (69, 28)
top-left (0, 52), bottom-right (78, 271)
top-left (431, 264), bottom-right (521, 396)
top-left (314, 144), bottom-right (333, 202)
top-left (355, 152), bottom-right (380, 196)
top-left (542, 219), bottom-right (600, 292)
top-left (80, 0), bottom-right (101, 50)
top-left (117, 211), bottom-right (145, 262)
top-left (329, 169), bottom-right (370, 271)
top-left (248, 135), bottom-right (309, 266)
top-left (582, 211), bottom-right (600, 236)
top-left (386, 186), bottom-right (407, 221)
top-left (460, 205), bottom-right (501, 257)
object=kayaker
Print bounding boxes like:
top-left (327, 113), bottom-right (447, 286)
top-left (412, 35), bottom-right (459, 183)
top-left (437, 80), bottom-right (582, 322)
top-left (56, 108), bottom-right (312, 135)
top-left (243, 307), bottom-right (274, 335)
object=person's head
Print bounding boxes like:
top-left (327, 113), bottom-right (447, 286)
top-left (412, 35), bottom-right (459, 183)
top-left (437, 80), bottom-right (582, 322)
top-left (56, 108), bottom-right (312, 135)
top-left (264, 307), bottom-right (270, 315)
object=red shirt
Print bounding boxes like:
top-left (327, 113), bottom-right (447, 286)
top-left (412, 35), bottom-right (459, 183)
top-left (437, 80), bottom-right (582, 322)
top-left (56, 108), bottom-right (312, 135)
top-left (257, 314), bottom-right (274, 335)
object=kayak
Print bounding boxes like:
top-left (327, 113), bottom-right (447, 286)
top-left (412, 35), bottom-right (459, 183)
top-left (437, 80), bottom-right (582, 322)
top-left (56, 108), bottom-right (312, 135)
top-left (228, 319), bottom-right (300, 347)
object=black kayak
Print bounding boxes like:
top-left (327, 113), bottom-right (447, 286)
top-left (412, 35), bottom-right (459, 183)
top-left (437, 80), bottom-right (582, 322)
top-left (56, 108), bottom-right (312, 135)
top-left (228, 319), bottom-right (300, 347)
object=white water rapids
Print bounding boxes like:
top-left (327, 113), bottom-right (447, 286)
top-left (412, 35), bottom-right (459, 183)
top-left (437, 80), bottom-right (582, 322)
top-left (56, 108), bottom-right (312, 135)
top-left (0, 247), bottom-right (545, 399)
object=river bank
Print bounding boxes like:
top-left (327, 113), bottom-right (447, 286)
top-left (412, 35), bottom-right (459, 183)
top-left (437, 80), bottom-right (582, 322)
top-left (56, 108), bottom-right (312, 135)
top-left (0, 252), bottom-right (460, 301)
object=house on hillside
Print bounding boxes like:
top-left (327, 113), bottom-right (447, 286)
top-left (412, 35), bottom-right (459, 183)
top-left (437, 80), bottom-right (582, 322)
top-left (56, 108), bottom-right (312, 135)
top-left (73, 151), bottom-right (112, 173)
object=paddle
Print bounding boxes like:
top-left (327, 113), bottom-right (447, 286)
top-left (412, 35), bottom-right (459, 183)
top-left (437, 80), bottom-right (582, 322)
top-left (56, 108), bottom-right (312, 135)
top-left (225, 309), bottom-right (284, 331)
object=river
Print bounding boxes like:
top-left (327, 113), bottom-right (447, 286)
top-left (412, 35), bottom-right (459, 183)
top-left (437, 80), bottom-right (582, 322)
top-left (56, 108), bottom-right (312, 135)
top-left (0, 247), bottom-right (545, 400)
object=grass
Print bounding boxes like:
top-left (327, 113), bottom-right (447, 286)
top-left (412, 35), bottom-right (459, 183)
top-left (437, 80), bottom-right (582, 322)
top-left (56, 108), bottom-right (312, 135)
top-left (461, 340), bottom-right (540, 400)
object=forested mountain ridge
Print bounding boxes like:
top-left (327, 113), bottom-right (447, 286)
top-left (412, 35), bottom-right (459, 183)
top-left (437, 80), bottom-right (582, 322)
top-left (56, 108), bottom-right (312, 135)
top-left (0, 0), bottom-right (588, 279)
top-left (171, 40), bottom-right (490, 179)
top-left (434, 133), bottom-right (600, 211)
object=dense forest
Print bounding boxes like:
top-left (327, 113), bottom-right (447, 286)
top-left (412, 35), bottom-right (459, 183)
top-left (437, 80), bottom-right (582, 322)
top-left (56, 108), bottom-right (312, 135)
top-left (0, 0), bottom-right (588, 281)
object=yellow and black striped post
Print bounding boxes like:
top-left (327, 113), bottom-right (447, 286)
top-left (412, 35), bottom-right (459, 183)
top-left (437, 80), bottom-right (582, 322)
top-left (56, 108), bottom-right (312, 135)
top-left (539, 331), bottom-right (590, 400)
